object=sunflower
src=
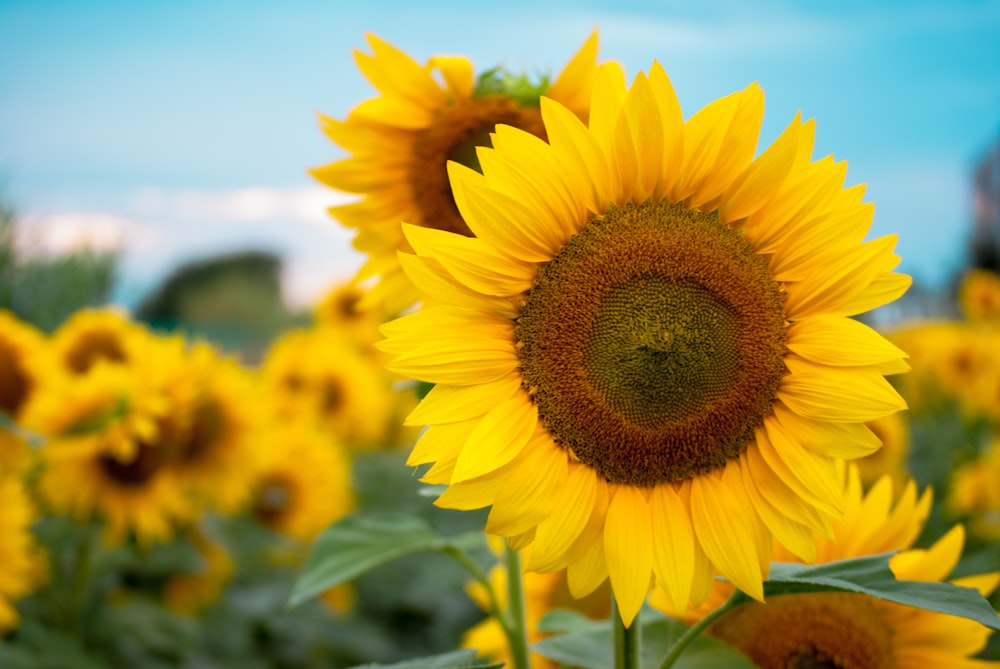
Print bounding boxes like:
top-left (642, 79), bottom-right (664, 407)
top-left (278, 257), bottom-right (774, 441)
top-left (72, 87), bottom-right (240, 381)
top-left (248, 422), bottom-right (353, 542)
top-left (163, 528), bottom-right (234, 615)
top-left (313, 280), bottom-right (384, 350)
top-left (34, 338), bottom-right (199, 545)
top-left (49, 308), bottom-right (152, 377)
top-left (164, 342), bottom-right (264, 514)
top-left (0, 474), bottom-right (46, 633)
top-left (0, 311), bottom-right (48, 471)
top-left (262, 327), bottom-right (394, 448)
top-left (651, 464), bottom-right (999, 668)
top-left (959, 268), bottom-right (1000, 322)
top-left (948, 438), bottom-right (1000, 540)
top-left (312, 32), bottom-right (602, 313)
top-left (856, 412), bottom-right (910, 488)
top-left (379, 61), bottom-right (910, 624)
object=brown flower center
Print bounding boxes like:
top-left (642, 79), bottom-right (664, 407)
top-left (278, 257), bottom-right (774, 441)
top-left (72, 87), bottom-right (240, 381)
top-left (65, 330), bottom-right (127, 375)
top-left (409, 95), bottom-right (545, 237)
top-left (515, 200), bottom-right (787, 487)
top-left (254, 475), bottom-right (294, 527)
top-left (0, 340), bottom-right (31, 416)
top-left (100, 443), bottom-right (165, 487)
top-left (173, 398), bottom-right (226, 464)
top-left (709, 593), bottom-right (895, 669)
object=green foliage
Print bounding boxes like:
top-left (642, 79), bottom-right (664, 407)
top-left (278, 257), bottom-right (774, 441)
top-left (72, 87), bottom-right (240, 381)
top-left (473, 67), bottom-right (550, 107)
top-left (0, 195), bottom-right (117, 332)
top-left (348, 649), bottom-right (503, 669)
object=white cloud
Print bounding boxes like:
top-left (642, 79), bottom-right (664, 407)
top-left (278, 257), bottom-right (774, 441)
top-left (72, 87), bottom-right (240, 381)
top-left (14, 212), bottom-right (161, 257)
top-left (131, 185), bottom-right (354, 226)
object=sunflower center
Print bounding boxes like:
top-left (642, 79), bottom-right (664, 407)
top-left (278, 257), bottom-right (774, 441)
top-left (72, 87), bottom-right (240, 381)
top-left (410, 95), bottom-right (545, 237)
top-left (708, 593), bottom-right (895, 669)
top-left (100, 444), bottom-right (165, 487)
top-left (174, 399), bottom-right (225, 464)
top-left (515, 200), bottom-right (787, 487)
top-left (66, 331), bottom-right (127, 375)
top-left (0, 343), bottom-right (31, 415)
top-left (254, 476), bottom-right (293, 526)
top-left (321, 378), bottom-right (344, 413)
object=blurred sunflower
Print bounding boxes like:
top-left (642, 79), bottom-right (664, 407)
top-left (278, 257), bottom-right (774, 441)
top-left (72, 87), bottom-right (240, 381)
top-left (262, 327), bottom-right (393, 447)
top-left (381, 62), bottom-right (910, 624)
top-left (249, 422), bottom-right (353, 543)
top-left (652, 464), bottom-right (999, 668)
top-left (49, 308), bottom-right (152, 376)
top-left (313, 280), bottom-right (384, 349)
top-left (165, 343), bottom-right (263, 514)
top-left (33, 338), bottom-right (198, 544)
top-left (0, 474), bottom-right (46, 633)
top-left (0, 311), bottom-right (48, 471)
top-left (949, 438), bottom-right (1000, 540)
top-left (959, 268), bottom-right (1000, 322)
top-left (163, 528), bottom-right (234, 616)
top-left (856, 412), bottom-right (910, 488)
top-left (312, 32), bottom-right (601, 313)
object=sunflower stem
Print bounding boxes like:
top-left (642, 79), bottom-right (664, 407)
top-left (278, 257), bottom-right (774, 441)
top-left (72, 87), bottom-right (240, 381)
top-left (612, 598), bottom-right (641, 669)
top-left (657, 590), bottom-right (742, 669)
top-left (503, 542), bottom-right (531, 669)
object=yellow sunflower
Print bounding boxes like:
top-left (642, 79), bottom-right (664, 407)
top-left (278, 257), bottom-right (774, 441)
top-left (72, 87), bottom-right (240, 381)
top-left (262, 327), bottom-right (394, 448)
top-left (959, 268), bottom-right (1000, 322)
top-left (312, 32), bottom-right (602, 313)
top-left (249, 422), bottom-right (353, 543)
top-left (0, 474), bottom-right (46, 633)
top-left (651, 464), bottom-right (999, 668)
top-left (856, 412), bottom-right (910, 488)
top-left (949, 438), bottom-right (1000, 540)
top-left (0, 311), bottom-right (48, 471)
top-left (49, 308), bottom-right (152, 376)
top-left (164, 342), bottom-right (264, 514)
top-left (313, 280), bottom-right (384, 350)
top-left (34, 338), bottom-right (199, 545)
top-left (380, 61), bottom-right (910, 624)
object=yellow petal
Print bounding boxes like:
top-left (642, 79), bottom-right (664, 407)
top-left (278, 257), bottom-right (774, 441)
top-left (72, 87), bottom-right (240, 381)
top-left (690, 463), bottom-right (766, 601)
top-left (762, 415), bottom-right (845, 515)
top-left (355, 34), bottom-right (446, 107)
top-left (890, 524), bottom-right (964, 582)
top-left (740, 458), bottom-right (816, 563)
top-left (428, 54), bottom-right (474, 98)
top-left (397, 254), bottom-right (519, 318)
top-left (540, 96), bottom-right (612, 212)
top-left (435, 465), bottom-right (512, 510)
top-left (649, 484), bottom-right (696, 612)
top-left (405, 374), bottom-right (522, 427)
top-left (566, 533), bottom-right (608, 599)
top-left (545, 30), bottom-right (600, 117)
top-left (646, 61), bottom-right (684, 199)
top-left (604, 486), bottom-right (654, 627)
top-left (451, 392), bottom-right (537, 483)
top-left (779, 358), bottom-right (907, 423)
top-left (527, 463), bottom-right (599, 572)
top-left (787, 315), bottom-right (907, 367)
top-left (771, 402), bottom-right (882, 460)
top-left (622, 71), bottom-right (663, 202)
top-left (486, 434), bottom-right (567, 535)
top-left (406, 418), bottom-right (478, 466)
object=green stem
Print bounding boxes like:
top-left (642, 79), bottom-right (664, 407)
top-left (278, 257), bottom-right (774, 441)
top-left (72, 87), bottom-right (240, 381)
top-left (657, 590), bottom-right (743, 669)
top-left (65, 529), bottom-right (94, 631)
top-left (503, 542), bottom-right (531, 669)
top-left (613, 598), bottom-right (641, 669)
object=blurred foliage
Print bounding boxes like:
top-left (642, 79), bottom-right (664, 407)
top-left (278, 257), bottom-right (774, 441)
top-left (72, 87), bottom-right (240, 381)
top-left (0, 195), bottom-right (117, 332)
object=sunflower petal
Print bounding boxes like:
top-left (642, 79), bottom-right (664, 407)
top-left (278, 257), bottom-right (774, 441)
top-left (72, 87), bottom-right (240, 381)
top-left (604, 486), bottom-right (654, 627)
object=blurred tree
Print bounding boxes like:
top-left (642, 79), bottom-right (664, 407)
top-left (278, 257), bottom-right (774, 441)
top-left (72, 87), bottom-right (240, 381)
top-left (0, 194), bottom-right (117, 332)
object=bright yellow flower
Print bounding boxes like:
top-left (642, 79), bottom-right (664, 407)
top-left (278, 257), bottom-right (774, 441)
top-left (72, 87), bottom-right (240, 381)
top-left (0, 311), bottom-right (47, 471)
top-left (312, 33), bottom-right (602, 313)
top-left (856, 412), bottom-right (910, 488)
top-left (652, 464), bottom-right (999, 669)
top-left (380, 61), bottom-right (910, 624)
top-left (949, 438), bottom-right (1000, 540)
top-left (249, 422), bottom-right (353, 542)
top-left (959, 268), bottom-right (1000, 322)
top-left (49, 308), bottom-right (153, 376)
top-left (0, 474), bottom-right (46, 633)
top-left (262, 327), bottom-right (394, 448)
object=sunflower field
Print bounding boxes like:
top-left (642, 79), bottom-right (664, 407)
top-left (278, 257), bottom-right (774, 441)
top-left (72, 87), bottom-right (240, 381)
top-left (2, 30), bottom-right (1000, 669)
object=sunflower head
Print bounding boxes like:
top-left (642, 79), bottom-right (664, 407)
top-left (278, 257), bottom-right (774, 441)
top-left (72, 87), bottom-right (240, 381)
top-left (0, 474), bottom-right (47, 633)
top-left (311, 32), bottom-right (604, 313)
top-left (959, 268), bottom-right (1000, 322)
top-left (381, 60), bottom-right (911, 624)
top-left (50, 308), bottom-right (152, 377)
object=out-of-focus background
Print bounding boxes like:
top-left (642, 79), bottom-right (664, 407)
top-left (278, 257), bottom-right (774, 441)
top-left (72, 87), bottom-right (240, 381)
top-left (2, 0), bottom-right (999, 331)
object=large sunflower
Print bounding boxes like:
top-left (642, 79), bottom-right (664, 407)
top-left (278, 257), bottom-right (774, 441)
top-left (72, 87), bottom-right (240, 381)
top-left (379, 62), bottom-right (910, 624)
top-left (651, 464), bottom-right (999, 668)
top-left (312, 32), bottom-right (601, 313)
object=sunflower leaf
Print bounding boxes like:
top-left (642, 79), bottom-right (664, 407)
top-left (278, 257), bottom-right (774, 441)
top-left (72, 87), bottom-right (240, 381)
top-left (532, 614), bottom-right (756, 669)
top-left (288, 514), bottom-right (486, 607)
top-left (346, 649), bottom-right (503, 669)
top-left (757, 555), bottom-right (1000, 631)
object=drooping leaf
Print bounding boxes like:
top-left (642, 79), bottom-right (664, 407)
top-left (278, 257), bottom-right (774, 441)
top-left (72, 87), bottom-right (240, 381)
top-left (289, 514), bottom-right (486, 607)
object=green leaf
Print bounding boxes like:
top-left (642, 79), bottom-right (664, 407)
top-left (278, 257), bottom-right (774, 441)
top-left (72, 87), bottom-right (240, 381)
top-left (536, 608), bottom-right (607, 634)
top-left (532, 615), bottom-right (755, 669)
top-left (347, 648), bottom-right (503, 669)
top-left (760, 554), bottom-right (1000, 630)
top-left (289, 514), bottom-right (486, 607)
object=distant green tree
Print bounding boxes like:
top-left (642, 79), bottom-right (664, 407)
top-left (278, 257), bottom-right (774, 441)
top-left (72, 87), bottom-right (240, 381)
top-left (0, 194), bottom-right (118, 332)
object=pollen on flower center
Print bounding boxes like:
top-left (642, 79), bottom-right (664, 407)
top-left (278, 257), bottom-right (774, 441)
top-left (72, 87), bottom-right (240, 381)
top-left (515, 200), bottom-right (787, 487)
top-left (409, 95), bottom-right (545, 237)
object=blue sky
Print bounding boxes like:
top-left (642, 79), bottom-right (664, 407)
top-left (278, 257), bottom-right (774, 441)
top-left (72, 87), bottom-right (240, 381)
top-left (1, 0), bottom-right (999, 307)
